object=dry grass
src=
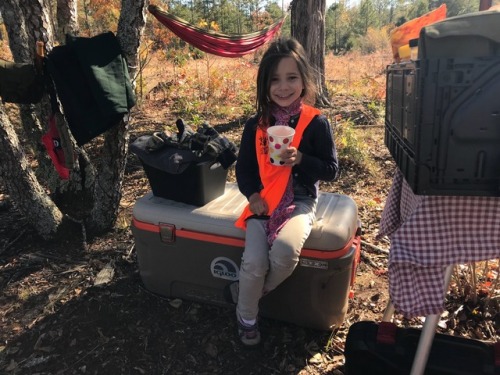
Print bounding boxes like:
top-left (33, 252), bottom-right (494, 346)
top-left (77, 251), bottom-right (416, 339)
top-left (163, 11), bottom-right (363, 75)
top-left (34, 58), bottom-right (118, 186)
top-left (138, 52), bottom-right (259, 121)
top-left (138, 47), bottom-right (393, 121)
top-left (324, 50), bottom-right (392, 100)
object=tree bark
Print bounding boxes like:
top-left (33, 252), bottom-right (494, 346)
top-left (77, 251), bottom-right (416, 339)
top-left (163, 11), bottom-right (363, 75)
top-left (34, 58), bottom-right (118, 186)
top-left (0, 0), bottom-right (31, 62)
top-left (291, 0), bottom-right (330, 107)
top-left (18, 0), bottom-right (56, 52)
top-left (0, 0), bottom-right (55, 184)
top-left (57, 0), bottom-right (79, 41)
top-left (86, 0), bottom-right (149, 235)
top-left (117, 0), bottom-right (149, 80)
top-left (0, 103), bottom-right (63, 239)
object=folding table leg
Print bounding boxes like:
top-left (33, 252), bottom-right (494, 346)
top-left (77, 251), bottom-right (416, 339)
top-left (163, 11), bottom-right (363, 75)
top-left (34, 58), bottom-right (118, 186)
top-left (382, 300), bottom-right (395, 322)
top-left (409, 264), bottom-right (455, 375)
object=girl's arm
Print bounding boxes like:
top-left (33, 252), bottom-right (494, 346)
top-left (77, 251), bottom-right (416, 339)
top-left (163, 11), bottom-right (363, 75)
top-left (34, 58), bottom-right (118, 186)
top-left (296, 115), bottom-right (339, 182)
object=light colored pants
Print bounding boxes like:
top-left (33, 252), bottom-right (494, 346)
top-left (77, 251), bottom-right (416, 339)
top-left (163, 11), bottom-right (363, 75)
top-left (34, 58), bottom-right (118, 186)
top-left (236, 195), bottom-right (317, 321)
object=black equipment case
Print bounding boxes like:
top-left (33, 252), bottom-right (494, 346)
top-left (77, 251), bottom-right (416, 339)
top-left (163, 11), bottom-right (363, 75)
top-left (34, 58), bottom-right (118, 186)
top-left (385, 9), bottom-right (500, 196)
top-left (344, 321), bottom-right (500, 375)
top-left (129, 133), bottom-right (229, 206)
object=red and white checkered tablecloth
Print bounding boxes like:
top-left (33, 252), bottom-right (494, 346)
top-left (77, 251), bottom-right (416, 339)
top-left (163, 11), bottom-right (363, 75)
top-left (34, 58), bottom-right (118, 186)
top-left (377, 169), bottom-right (500, 318)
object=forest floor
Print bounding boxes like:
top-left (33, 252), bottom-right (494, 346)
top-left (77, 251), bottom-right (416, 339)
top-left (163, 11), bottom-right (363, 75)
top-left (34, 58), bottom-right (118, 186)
top-left (0, 83), bottom-right (499, 374)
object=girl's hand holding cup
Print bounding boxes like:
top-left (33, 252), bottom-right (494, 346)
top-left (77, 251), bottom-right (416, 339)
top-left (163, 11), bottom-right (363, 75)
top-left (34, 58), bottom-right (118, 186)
top-left (280, 147), bottom-right (302, 167)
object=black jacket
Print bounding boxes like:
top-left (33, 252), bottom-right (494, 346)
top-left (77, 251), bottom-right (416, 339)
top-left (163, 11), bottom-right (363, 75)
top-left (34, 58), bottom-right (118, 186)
top-left (46, 32), bottom-right (136, 145)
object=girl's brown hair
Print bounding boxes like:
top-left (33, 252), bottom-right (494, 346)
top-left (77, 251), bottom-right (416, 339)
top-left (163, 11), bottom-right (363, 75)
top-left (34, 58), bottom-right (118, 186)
top-left (255, 37), bottom-right (317, 129)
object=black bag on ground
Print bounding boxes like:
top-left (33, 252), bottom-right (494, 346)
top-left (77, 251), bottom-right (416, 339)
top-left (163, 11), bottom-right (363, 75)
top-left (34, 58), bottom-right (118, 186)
top-left (344, 321), bottom-right (500, 375)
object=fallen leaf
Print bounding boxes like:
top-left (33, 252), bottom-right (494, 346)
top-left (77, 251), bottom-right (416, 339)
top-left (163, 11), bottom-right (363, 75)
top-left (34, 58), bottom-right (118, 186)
top-left (169, 299), bottom-right (182, 308)
top-left (6, 359), bottom-right (18, 371)
top-left (93, 262), bottom-right (115, 286)
top-left (309, 353), bottom-right (323, 364)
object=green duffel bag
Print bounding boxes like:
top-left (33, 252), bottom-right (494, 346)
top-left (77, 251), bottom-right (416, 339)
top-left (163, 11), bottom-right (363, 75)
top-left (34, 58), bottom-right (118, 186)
top-left (0, 59), bottom-right (44, 104)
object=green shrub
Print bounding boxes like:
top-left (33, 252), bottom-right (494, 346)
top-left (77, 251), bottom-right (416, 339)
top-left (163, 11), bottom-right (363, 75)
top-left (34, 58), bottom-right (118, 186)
top-left (352, 26), bottom-right (390, 55)
top-left (335, 119), bottom-right (366, 165)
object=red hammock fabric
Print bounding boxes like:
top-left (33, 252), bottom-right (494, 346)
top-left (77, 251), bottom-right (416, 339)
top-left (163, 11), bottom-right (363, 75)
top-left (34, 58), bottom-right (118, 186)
top-left (148, 5), bottom-right (286, 58)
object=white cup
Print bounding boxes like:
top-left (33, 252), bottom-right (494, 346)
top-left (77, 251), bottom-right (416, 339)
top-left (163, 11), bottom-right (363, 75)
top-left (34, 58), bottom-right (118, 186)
top-left (267, 125), bottom-right (295, 166)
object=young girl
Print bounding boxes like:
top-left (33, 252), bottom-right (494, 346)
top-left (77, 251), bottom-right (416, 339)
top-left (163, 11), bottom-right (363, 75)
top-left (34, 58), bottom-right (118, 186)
top-left (234, 37), bottom-right (339, 346)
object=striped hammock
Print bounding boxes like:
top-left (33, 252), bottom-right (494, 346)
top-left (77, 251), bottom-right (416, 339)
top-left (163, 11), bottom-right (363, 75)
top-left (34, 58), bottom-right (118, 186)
top-left (148, 5), bottom-right (286, 58)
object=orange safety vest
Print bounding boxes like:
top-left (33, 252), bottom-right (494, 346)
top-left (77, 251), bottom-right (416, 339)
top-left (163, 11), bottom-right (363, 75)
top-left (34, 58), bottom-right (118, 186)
top-left (235, 104), bottom-right (320, 229)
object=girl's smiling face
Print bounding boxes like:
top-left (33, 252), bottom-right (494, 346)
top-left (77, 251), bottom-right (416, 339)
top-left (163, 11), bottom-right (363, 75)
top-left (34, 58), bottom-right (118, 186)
top-left (269, 56), bottom-right (304, 108)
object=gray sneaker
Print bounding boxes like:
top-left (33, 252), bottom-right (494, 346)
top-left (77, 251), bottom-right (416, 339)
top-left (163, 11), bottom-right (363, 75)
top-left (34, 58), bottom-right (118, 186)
top-left (236, 311), bottom-right (261, 346)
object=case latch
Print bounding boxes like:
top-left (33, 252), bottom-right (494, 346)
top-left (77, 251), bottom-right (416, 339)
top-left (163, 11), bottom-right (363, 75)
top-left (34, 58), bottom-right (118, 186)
top-left (159, 223), bottom-right (175, 243)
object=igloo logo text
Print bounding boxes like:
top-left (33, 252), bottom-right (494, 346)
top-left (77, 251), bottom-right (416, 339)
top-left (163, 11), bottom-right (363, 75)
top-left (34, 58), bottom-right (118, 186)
top-left (210, 257), bottom-right (239, 281)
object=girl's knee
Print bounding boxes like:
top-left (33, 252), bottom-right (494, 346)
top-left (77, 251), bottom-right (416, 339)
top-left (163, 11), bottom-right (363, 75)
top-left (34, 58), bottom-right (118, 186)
top-left (241, 256), bottom-right (269, 277)
top-left (270, 257), bottom-right (297, 272)
top-left (269, 242), bottom-right (299, 268)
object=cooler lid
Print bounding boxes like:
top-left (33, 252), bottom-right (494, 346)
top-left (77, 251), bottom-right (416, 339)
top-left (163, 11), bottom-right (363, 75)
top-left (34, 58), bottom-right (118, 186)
top-left (132, 183), bottom-right (359, 252)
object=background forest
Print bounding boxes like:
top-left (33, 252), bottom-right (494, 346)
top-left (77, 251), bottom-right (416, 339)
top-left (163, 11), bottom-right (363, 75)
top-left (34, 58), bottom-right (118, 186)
top-left (0, 1), bottom-right (490, 107)
top-left (1, 0), bottom-right (486, 102)
top-left (12, 0), bottom-right (481, 56)
top-left (0, 0), bottom-right (484, 61)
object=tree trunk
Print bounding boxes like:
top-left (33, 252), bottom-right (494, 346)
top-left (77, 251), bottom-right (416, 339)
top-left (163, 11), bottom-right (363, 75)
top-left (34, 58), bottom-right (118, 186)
top-left (0, 0), bottom-right (148, 241)
top-left (0, 0), bottom-right (61, 238)
top-left (117, 0), bottom-right (149, 79)
top-left (291, 0), bottom-right (330, 107)
top-left (0, 103), bottom-right (63, 239)
top-left (0, 0), bottom-right (55, 185)
top-left (86, 0), bottom-right (149, 235)
top-left (18, 0), bottom-right (56, 51)
top-left (0, 0), bottom-right (31, 62)
top-left (3, 0), bottom-right (58, 152)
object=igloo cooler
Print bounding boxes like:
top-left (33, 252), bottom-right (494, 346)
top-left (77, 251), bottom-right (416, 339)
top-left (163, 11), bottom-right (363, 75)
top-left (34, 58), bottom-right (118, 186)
top-left (131, 183), bottom-right (361, 331)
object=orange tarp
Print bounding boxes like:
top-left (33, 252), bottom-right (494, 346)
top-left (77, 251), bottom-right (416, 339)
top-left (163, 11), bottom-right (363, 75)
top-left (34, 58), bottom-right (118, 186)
top-left (390, 4), bottom-right (447, 62)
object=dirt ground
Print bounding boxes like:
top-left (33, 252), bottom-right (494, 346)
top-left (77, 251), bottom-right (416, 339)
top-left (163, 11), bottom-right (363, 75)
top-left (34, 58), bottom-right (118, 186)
top-left (0, 98), bottom-right (498, 374)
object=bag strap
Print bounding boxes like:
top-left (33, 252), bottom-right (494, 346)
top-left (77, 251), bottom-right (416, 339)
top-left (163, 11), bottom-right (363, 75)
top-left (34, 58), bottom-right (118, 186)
top-left (376, 322), bottom-right (398, 345)
top-left (494, 341), bottom-right (500, 367)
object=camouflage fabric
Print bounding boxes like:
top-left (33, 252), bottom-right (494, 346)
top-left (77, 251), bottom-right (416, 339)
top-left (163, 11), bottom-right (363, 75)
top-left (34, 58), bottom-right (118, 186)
top-left (0, 59), bottom-right (44, 104)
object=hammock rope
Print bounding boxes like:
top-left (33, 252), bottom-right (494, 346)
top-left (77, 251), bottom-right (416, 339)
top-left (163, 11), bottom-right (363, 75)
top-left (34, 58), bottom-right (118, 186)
top-left (148, 5), bottom-right (286, 58)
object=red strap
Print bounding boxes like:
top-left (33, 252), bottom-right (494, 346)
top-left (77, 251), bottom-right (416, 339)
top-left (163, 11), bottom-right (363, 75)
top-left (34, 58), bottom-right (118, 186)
top-left (376, 322), bottom-right (398, 345)
top-left (41, 115), bottom-right (70, 180)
